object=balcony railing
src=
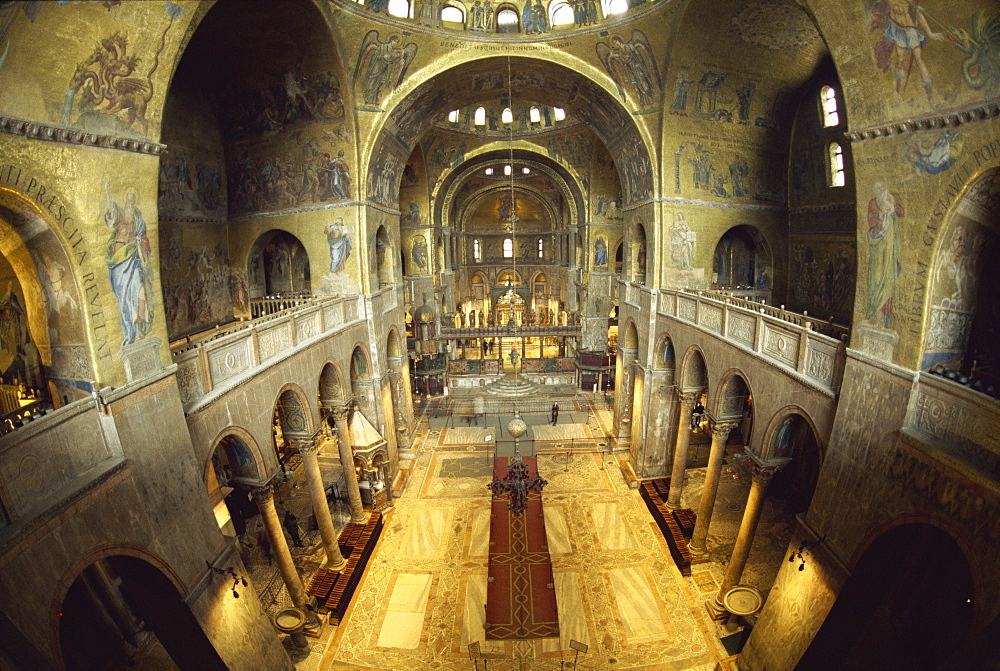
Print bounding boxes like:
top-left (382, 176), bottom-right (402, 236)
top-left (171, 288), bottom-right (398, 411)
top-left (654, 287), bottom-right (848, 394)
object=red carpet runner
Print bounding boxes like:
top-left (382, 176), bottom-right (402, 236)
top-left (485, 457), bottom-right (559, 640)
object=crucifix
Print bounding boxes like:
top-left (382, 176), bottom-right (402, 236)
top-left (487, 411), bottom-right (547, 514)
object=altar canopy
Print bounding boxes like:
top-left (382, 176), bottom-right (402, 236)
top-left (485, 456), bottom-right (559, 640)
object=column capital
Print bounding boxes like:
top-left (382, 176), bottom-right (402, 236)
top-left (751, 463), bottom-right (782, 487)
top-left (330, 403), bottom-right (351, 422)
top-left (294, 437), bottom-right (318, 455)
top-left (251, 484), bottom-right (274, 503)
top-left (677, 390), bottom-right (700, 407)
top-left (709, 418), bottom-right (740, 439)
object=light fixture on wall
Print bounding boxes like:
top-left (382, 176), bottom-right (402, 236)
top-left (206, 560), bottom-right (248, 598)
top-left (787, 538), bottom-right (822, 571)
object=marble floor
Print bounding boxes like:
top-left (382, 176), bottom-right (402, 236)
top-left (278, 391), bottom-right (794, 671)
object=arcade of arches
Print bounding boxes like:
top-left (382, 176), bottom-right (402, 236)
top-left (0, 0), bottom-right (997, 670)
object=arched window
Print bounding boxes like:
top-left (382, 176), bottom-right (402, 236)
top-left (473, 239), bottom-right (482, 261)
top-left (501, 107), bottom-right (513, 124)
top-left (503, 238), bottom-right (514, 258)
top-left (602, 0), bottom-right (625, 16)
top-left (447, 109), bottom-right (459, 123)
top-left (441, 3), bottom-right (464, 22)
top-left (485, 167), bottom-right (494, 175)
top-left (474, 106), bottom-right (486, 126)
top-left (553, 107), bottom-right (566, 121)
top-left (529, 106), bottom-right (541, 123)
top-left (387, 0), bottom-right (411, 18)
top-left (820, 85), bottom-right (840, 127)
top-left (829, 142), bottom-right (845, 187)
top-left (496, 6), bottom-right (519, 32)
top-left (550, 1), bottom-right (574, 25)
top-left (537, 238), bottom-right (544, 258)
top-left (503, 164), bottom-right (512, 176)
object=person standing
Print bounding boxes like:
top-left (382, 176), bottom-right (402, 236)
top-left (283, 510), bottom-right (303, 547)
top-left (551, 401), bottom-right (559, 425)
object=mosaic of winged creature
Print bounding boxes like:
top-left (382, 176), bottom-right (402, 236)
top-left (952, 10), bottom-right (1000, 95)
top-left (353, 30), bottom-right (418, 107)
top-left (595, 29), bottom-right (661, 108)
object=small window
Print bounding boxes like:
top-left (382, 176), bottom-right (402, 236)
top-left (821, 85), bottom-right (839, 127)
top-left (387, 0), bottom-right (410, 18)
top-left (485, 167), bottom-right (494, 175)
top-left (553, 107), bottom-right (566, 121)
top-left (497, 7), bottom-right (519, 32)
top-left (441, 4), bottom-right (464, 22)
top-left (474, 106), bottom-right (486, 126)
top-left (501, 107), bottom-right (513, 124)
top-left (522, 167), bottom-right (530, 174)
top-left (602, 0), bottom-right (625, 16)
top-left (504, 164), bottom-right (512, 176)
top-left (537, 238), bottom-right (544, 258)
top-left (550, 1), bottom-right (574, 25)
top-left (447, 109), bottom-right (459, 123)
top-left (529, 106), bottom-right (541, 124)
top-left (503, 238), bottom-right (514, 258)
top-left (829, 142), bottom-right (845, 187)
top-left (473, 239), bottom-right (482, 261)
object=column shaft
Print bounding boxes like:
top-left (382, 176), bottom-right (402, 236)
top-left (689, 421), bottom-right (737, 556)
top-left (666, 395), bottom-right (696, 509)
top-left (254, 488), bottom-right (306, 609)
top-left (300, 443), bottom-right (348, 571)
top-left (334, 407), bottom-right (367, 524)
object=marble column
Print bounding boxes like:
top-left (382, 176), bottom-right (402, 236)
top-left (711, 462), bottom-right (780, 618)
top-left (83, 561), bottom-right (145, 646)
top-left (252, 485), bottom-right (306, 609)
top-left (666, 391), bottom-right (699, 509)
top-left (295, 437), bottom-right (348, 571)
top-left (689, 419), bottom-right (740, 557)
top-left (332, 404), bottom-right (367, 524)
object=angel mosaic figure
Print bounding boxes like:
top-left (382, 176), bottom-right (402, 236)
top-left (596, 30), bottom-right (661, 108)
top-left (353, 31), bottom-right (417, 107)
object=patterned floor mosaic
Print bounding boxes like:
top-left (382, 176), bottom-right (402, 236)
top-left (297, 392), bottom-right (792, 671)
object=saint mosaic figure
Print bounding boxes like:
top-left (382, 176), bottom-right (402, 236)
top-left (325, 218), bottom-right (353, 274)
top-left (104, 180), bottom-right (154, 346)
top-left (866, 181), bottom-right (903, 328)
top-left (596, 30), bottom-right (661, 108)
top-left (669, 213), bottom-right (695, 269)
top-left (594, 236), bottom-right (608, 266)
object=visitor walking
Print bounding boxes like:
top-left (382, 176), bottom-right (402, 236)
top-left (551, 402), bottom-right (559, 425)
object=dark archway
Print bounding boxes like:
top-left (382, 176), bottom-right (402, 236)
top-left (766, 413), bottom-right (822, 514)
top-left (712, 224), bottom-right (771, 290)
top-left (797, 523), bottom-right (974, 670)
top-left (248, 230), bottom-right (311, 298)
top-left (60, 557), bottom-right (226, 671)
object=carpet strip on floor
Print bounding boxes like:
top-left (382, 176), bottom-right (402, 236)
top-left (485, 456), bottom-right (559, 640)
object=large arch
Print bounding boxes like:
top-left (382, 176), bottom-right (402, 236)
top-left (799, 523), bottom-right (975, 670)
top-left (0, 190), bottom-right (92, 404)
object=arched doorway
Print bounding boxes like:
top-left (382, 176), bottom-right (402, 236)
top-left (60, 557), bottom-right (227, 671)
top-left (713, 224), bottom-right (771, 292)
top-left (798, 524), bottom-right (974, 670)
top-left (765, 412), bottom-right (822, 514)
top-left (248, 230), bottom-right (310, 299)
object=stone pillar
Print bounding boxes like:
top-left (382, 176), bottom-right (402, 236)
top-left (711, 462), bottom-right (780, 618)
top-left (666, 391), bottom-right (699, 509)
top-left (689, 419), bottom-right (739, 557)
top-left (295, 437), bottom-right (348, 571)
top-left (332, 404), bottom-right (367, 524)
top-left (252, 485), bottom-right (306, 609)
top-left (83, 562), bottom-right (145, 647)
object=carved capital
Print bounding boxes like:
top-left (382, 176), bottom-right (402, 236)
top-left (330, 404), bottom-right (350, 422)
top-left (677, 390), bottom-right (700, 407)
top-left (751, 463), bottom-right (781, 487)
top-left (251, 484), bottom-right (274, 504)
top-left (709, 419), bottom-right (740, 440)
top-left (293, 437), bottom-right (318, 455)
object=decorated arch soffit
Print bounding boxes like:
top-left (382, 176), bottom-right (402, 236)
top-left (207, 426), bottom-right (268, 483)
top-left (678, 345), bottom-right (708, 392)
top-left (362, 55), bottom-right (659, 211)
top-left (275, 384), bottom-right (314, 436)
top-left (713, 368), bottom-right (751, 420)
top-left (437, 149), bottom-right (584, 228)
top-left (759, 404), bottom-right (824, 463)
